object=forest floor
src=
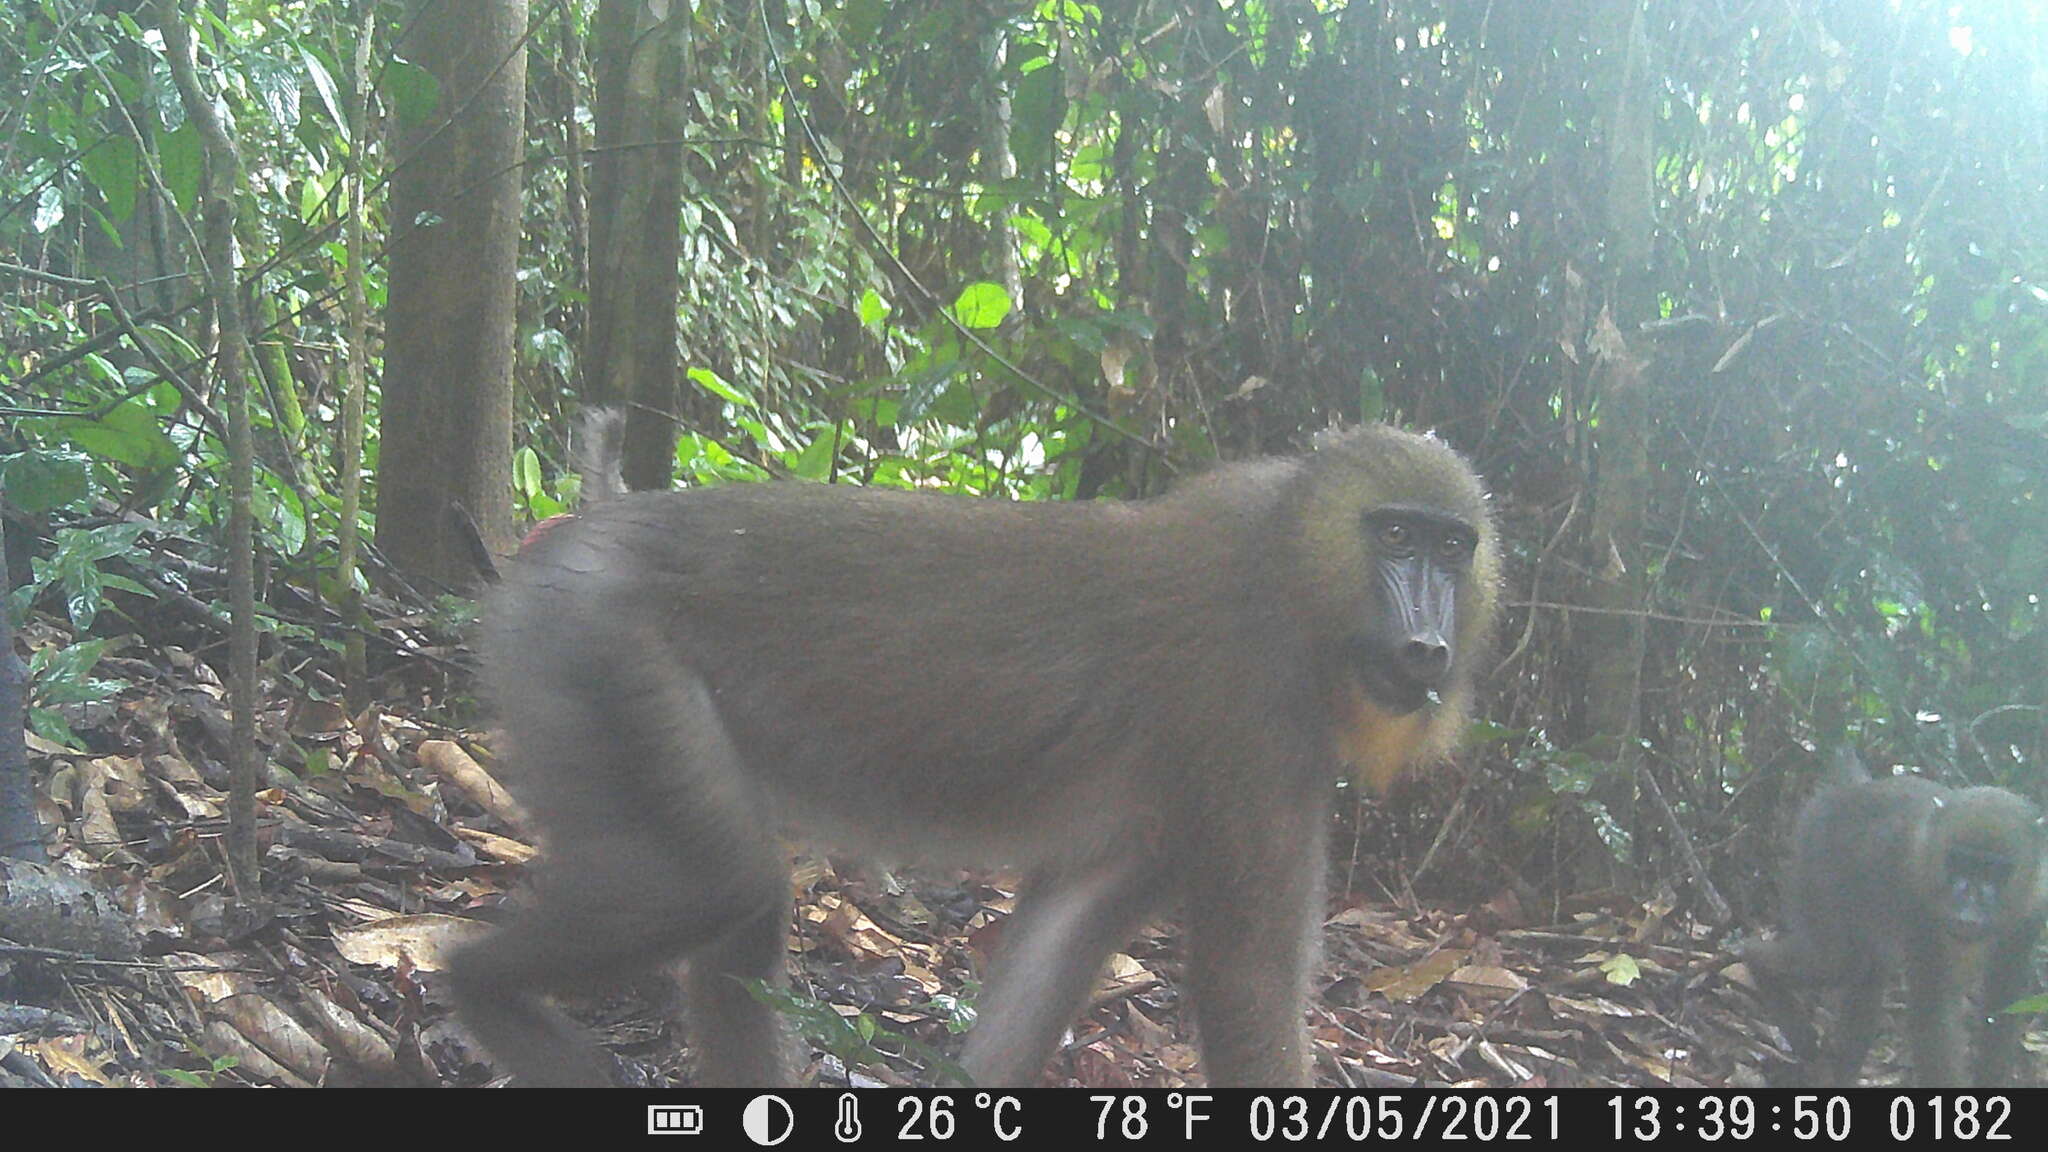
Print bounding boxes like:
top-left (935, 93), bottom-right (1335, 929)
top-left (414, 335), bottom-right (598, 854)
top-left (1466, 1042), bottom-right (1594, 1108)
top-left (0, 610), bottom-right (2020, 1089)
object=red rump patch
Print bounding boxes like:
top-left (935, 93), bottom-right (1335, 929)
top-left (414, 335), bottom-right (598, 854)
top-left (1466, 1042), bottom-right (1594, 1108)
top-left (519, 514), bottom-right (577, 551)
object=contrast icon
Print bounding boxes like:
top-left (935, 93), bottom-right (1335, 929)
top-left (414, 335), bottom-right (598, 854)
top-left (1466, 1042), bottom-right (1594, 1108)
top-left (743, 1095), bottom-right (794, 1146)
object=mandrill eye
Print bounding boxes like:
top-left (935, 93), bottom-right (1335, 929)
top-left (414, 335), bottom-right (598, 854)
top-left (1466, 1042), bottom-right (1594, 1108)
top-left (1379, 521), bottom-right (1412, 553)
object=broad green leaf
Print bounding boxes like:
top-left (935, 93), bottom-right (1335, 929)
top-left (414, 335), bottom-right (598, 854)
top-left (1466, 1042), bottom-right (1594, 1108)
top-left (80, 136), bottom-right (140, 222)
top-left (859, 287), bottom-right (890, 329)
top-left (513, 445), bottom-right (543, 499)
top-left (249, 57), bottom-right (302, 127)
top-left (32, 184), bottom-right (63, 233)
top-left (55, 400), bottom-right (179, 472)
top-left (158, 122), bottom-right (201, 216)
top-left (28, 708), bottom-right (82, 750)
top-left (65, 564), bottom-right (103, 629)
top-left (0, 450), bottom-right (90, 514)
top-left (99, 574), bottom-right (155, 598)
top-left (1600, 954), bottom-right (1642, 986)
top-left (1010, 58), bottom-right (1065, 175)
top-left (384, 59), bottom-right (442, 130)
top-left (951, 282), bottom-right (1012, 329)
top-left (789, 431), bottom-right (836, 481)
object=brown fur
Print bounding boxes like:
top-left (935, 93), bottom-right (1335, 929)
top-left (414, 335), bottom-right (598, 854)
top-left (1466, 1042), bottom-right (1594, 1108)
top-left (450, 424), bottom-right (1499, 1087)
top-left (1749, 769), bottom-right (2048, 1087)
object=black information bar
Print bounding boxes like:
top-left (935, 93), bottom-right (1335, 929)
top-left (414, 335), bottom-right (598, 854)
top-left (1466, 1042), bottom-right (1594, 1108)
top-left (39, 1087), bottom-right (2048, 1143)
top-left (636, 1089), bottom-right (2036, 1144)
top-left (584, 1088), bottom-right (2045, 1144)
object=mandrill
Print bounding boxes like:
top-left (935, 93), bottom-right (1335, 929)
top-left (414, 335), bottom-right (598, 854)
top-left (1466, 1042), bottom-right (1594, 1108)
top-left (450, 420), bottom-right (1501, 1087)
top-left (1748, 751), bottom-right (2048, 1087)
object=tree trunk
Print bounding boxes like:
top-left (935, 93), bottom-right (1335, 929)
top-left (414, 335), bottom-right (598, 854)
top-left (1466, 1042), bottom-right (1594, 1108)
top-left (0, 505), bottom-right (42, 863)
top-left (587, 0), bottom-right (690, 492)
top-left (981, 25), bottom-right (1022, 311)
top-left (377, 0), bottom-right (527, 587)
top-left (1572, 0), bottom-right (1655, 870)
top-left (339, 10), bottom-right (376, 712)
top-left (159, 0), bottom-right (262, 898)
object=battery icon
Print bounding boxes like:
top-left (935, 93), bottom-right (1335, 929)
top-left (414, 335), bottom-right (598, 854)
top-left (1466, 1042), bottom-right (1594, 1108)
top-left (648, 1105), bottom-right (704, 1135)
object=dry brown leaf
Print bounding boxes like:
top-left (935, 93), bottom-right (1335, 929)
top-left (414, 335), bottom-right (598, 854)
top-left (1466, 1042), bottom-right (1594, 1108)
top-left (1445, 964), bottom-right (1529, 998)
top-left (290, 698), bottom-right (353, 736)
top-left (454, 825), bottom-right (537, 863)
top-left (213, 992), bottom-right (331, 1082)
top-left (1098, 953), bottom-right (1152, 993)
top-left (1365, 948), bottom-right (1468, 1003)
top-left (200, 1019), bottom-right (310, 1086)
top-left (88, 755), bottom-right (151, 812)
top-left (331, 913), bottom-right (489, 972)
top-left (25, 1034), bottom-right (112, 1086)
top-left (900, 962), bottom-right (943, 996)
top-left (165, 952), bottom-right (256, 1004)
top-left (73, 759), bottom-right (141, 864)
top-left (419, 739), bottom-right (531, 828)
top-left (299, 985), bottom-right (400, 1078)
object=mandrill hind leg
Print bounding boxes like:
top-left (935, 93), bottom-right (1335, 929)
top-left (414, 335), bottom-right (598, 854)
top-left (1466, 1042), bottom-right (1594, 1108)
top-left (450, 671), bottom-right (793, 1086)
top-left (961, 856), bottom-right (1166, 1086)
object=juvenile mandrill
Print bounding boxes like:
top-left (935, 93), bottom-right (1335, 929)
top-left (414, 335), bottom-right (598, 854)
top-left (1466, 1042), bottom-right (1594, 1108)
top-left (450, 424), bottom-right (1500, 1087)
top-left (1748, 753), bottom-right (2048, 1087)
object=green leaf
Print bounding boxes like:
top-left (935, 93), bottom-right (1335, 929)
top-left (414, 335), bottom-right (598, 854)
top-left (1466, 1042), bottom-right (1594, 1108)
top-left (248, 56), bottom-right (302, 127)
top-left (99, 574), bottom-right (155, 598)
top-left (1600, 954), bottom-right (1642, 986)
top-left (789, 431), bottom-right (836, 481)
top-left (689, 365), bottom-right (754, 407)
top-left (255, 474), bottom-right (308, 555)
top-left (383, 59), bottom-right (442, 131)
top-left (0, 450), bottom-right (90, 514)
top-left (513, 445), bottom-right (543, 499)
top-left (55, 400), bottom-right (179, 472)
top-left (80, 136), bottom-right (140, 222)
top-left (158, 123), bottom-right (202, 217)
top-left (951, 281), bottom-right (1012, 329)
top-left (32, 184), bottom-right (63, 233)
top-left (301, 47), bottom-right (347, 142)
top-left (27, 708), bottom-right (82, 751)
top-left (1359, 365), bottom-right (1385, 421)
top-left (858, 287), bottom-right (890, 330)
top-left (65, 563), bottom-right (104, 629)
top-left (31, 638), bottom-right (121, 705)
top-left (1464, 718), bottom-right (1521, 744)
top-left (1010, 58), bottom-right (1065, 175)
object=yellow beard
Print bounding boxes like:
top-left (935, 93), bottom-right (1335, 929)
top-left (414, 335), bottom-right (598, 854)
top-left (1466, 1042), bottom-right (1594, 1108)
top-left (1332, 682), bottom-right (1430, 796)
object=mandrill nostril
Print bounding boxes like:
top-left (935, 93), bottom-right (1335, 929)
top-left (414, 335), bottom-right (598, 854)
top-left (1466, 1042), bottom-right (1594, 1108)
top-left (1400, 636), bottom-right (1451, 683)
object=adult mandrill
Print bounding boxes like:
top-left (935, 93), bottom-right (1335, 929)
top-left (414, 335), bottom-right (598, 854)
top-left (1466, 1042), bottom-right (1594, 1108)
top-left (451, 422), bottom-right (1501, 1087)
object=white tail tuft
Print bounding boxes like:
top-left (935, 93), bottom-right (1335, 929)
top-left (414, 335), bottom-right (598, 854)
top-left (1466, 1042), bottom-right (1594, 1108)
top-left (574, 406), bottom-right (628, 504)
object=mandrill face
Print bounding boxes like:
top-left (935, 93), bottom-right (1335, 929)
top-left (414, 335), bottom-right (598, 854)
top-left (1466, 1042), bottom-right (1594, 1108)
top-left (1348, 506), bottom-right (1481, 714)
